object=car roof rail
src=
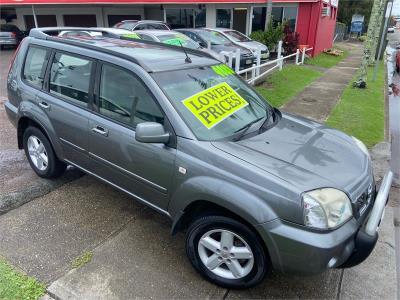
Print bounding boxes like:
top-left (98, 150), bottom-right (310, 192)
top-left (29, 27), bottom-right (216, 70)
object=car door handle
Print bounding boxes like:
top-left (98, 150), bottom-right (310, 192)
top-left (38, 101), bottom-right (50, 109)
top-left (92, 125), bottom-right (109, 136)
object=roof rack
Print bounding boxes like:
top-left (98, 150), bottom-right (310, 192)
top-left (29, 27), bottom-right (216, 71)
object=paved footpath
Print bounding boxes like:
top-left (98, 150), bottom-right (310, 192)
top-left (282, 43), bottom-right (363, 122)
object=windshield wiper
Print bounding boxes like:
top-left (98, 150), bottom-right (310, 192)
top-left (233, 117), bottom-right (263, 142)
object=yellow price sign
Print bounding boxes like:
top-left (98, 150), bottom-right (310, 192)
top-left (182, 82), bottom-right (248, 129)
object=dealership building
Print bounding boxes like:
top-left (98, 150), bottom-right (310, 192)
top-left (1, 0), bottom-right (338, 55)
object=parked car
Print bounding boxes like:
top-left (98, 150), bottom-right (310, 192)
top-left (113, 20), bottom-right (170, 31)
top-left (177, 28), bottom-right (255, 69)
top-left (0, 24), bottom-right (26, 49)
top-left (133, 30), bottom-right (220, 60)
top-left (5, 27), bottom-right (392, 289)
top-left (206, 28), bottom-right (269, 60)
top-left (58, 30), bottom-right (103, 38)
top-left (388, 26), bottom-right (395, 33)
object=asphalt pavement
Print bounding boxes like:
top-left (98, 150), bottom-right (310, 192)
top-left (0, 43), bottom-right (397, 299)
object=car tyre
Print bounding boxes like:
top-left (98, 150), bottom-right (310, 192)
top-left (186, 215), bottom-right (269, 289)
top-left (23, 126), bottom-right (66, 178)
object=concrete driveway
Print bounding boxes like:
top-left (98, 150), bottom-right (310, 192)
top-left (0, 48), bottom-right (397, 299)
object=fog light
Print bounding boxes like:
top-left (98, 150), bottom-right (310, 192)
top-left (328, 257), bottom-right (338, 268)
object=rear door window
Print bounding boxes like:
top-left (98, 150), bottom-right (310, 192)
top-left (49, 52), bottom-right (93, 107)
top-left (23, 46), bottom-right (51, 89)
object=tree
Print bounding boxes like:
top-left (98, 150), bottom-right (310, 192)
top-left (354, 0), bottom-right (385, 88)
top-left (338, 0), bottom-right (374, 28)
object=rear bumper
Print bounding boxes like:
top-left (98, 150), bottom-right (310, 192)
top-left (0, 38), bottom-right (17, 46)
top-left (4, 100), bottom-right (18, 128)
top-left (257, 171), bottom-right (393, 274)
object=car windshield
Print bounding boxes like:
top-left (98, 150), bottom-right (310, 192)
top-left (224, 30), bottom-right (251, 42)
top-left (152, 65), bottom-right (273, 141)
top-left (198, 30), bottom-right (231, 45)
top-left (158, 33), bottom-right (200, 49)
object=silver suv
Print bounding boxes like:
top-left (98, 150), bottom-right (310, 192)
top-left (5, 28), bottom-right (392, 289)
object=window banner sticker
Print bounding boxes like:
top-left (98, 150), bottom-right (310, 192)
top-left (212, 64), bottom-right (235, 77)
top-left (122, 33), bottom-right (141, 39)
top-left (182, 82), bottom-right (248, 129)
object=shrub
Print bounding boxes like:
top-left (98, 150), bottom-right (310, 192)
top-left (249, 21), bottom-right (284, 52)
top-left (282, 23), bottom-right (299, 54)
top-left (265, 21), bottom-right (284, 51)
top-left (249, 30), bottom-right (265, 45)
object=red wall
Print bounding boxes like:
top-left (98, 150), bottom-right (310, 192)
top-left (296, 1), bottom-right (337, 56)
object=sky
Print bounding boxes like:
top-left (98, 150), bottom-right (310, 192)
top-left (393, 0), bottom-right (400, 16)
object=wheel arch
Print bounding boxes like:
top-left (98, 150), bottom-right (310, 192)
top-left (17, 114), bottom-right (64, 160)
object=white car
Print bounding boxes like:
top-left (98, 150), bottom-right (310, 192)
top-left (134, 30), bottom-right (221, 60)
top-left (58, 30), bottom-right (103, 38)
top-left (388, 27), bottom-right (395, 33)
top-left (205, 28), bottom-right (269, 60)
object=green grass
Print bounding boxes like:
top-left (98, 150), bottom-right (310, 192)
top-left (71, 251), bottom-right (93, 269)
top-left (255, 65), bottom-right (323, 107)
top-left (306, 50), bottom-right (349, 68)
top-left (326, 63), bottom-right (385, 148)
top-left (0, 258), bottom-right (45, 300)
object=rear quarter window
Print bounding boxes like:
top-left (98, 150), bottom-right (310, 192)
top-left (22, 46), bottom-right (51, 89)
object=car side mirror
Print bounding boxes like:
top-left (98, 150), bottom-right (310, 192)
top-left (135, 122), bottom-right (170, 144)
top-left (199, 41), bottom-right (207, 48)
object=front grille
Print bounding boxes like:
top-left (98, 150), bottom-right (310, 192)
top-left (353, 183), bottom-right (374, 218)
top-left (241, 53), bottom-right (253, 58)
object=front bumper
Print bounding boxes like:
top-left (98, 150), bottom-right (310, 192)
top-left (257, 171), bottom-right (393, 274)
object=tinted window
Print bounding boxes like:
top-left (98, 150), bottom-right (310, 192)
top-left (23, 46), bottom-right (50, 88)
top-left (49, 52), bottom-right (93, 107)
top-left (99, 64), bottom-right (164, 126)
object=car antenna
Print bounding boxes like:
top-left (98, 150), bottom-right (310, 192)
top-left (179, 41), bottom-right (192, 63)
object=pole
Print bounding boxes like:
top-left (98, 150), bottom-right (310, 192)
top-left (373, 0), bottom-right (393, 81)
top-left (265, 0), bottom-right (272, 31)
top-left (32, 5), bottom-right (38, 28)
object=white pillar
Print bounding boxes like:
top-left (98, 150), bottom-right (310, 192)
top-left (235, 49), bottom-right (241, 73)
top-left (295, 48), bottom-right (300, 65)
top-left (205, 4), bottom-right (216, 28)
top-left (256, 47), bottom-right (261, 76)
top-left (301, 48), bottom-right (306, 64)
top-left (32, 5), bottom-right (38, 28)
top-left (277, 40), bottom-right (283, 70)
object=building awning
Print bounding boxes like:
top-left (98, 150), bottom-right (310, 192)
top-left (1, 0), bottom-right (318, 4)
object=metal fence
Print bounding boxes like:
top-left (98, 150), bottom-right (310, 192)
top-left (216, 41), bottom-right (313, 85)
top-left (334, 23), bottom-right (349, 42)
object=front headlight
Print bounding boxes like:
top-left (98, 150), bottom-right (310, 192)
top-left (303, 188), bottom-right (353, 229)
top-left (352, 136), bottom-right (370, 157)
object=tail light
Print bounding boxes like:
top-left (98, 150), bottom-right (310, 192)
top-left (8, 38), bottom-right (24, 75)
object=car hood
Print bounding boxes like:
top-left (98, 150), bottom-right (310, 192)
top-left (238, 41), bottom-right (268, 52)
top-left (211, 113), bottom-right (369, 192)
